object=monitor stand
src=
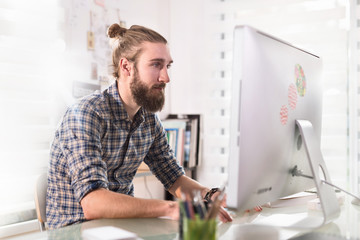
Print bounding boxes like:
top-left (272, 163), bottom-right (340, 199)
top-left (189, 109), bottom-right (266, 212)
top-left (295, 119), bottom-right (340, 226)
top-left (257, 120), bottom-right (340, 229)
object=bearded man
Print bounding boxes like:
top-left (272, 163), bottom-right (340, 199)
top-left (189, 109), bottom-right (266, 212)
top-left (46, 24), bottom-right (232, 230)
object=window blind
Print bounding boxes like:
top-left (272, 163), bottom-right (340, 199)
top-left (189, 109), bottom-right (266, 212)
top-left (351, 0), bottom-right (360, 195)
top-left (0, 0), bottom-right (62, 231)
top-left (201, 0), bottom-right (351, 188)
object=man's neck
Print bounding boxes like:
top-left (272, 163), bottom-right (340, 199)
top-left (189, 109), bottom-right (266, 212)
top-left (117, 81), bottom-right (140, 121)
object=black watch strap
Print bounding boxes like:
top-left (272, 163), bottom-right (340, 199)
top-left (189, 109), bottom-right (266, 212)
top-left (204, 187), bottom-right (220, 203)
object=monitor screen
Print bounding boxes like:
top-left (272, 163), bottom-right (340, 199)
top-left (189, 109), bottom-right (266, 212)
top-left (227, 25), bottom-right (324, 211)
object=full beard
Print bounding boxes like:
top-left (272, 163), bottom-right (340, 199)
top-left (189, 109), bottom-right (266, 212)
top-left (130, 68), bottom-right (166, 113)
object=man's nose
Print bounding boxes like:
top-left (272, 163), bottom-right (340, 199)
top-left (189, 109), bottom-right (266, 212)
top-left (159, 68), bottom-right (170, 83)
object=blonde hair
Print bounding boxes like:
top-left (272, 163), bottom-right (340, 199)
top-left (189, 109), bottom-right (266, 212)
top-left (107, 24), bottom-right (167, 79)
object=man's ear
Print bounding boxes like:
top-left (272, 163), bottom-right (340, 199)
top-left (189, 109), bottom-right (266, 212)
top-left (119, 58), bottom-right (132, 77)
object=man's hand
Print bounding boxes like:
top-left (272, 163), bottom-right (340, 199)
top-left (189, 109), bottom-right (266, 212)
top-left (209, 191), bottom-right (233, 223)
top-left (245, 205), bottom-right (263, 212)
top-left (165, 201), bottom-right (180, 220)
top-left (218, 206), bottom-right (233, 223)
top-left (254, 206), bottom-right (263, 212)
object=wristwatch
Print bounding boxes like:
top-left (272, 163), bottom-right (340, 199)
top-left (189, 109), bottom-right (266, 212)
top-left (204, 188), bottom-right (220, 203)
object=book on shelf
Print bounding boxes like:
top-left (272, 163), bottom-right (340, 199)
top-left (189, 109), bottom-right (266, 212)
top-left (162, 114), bottom-right (201, 169)
top-left (165, 128), bottom-right (178, 157)
top-left (162, 121), bottom-right (185, 166)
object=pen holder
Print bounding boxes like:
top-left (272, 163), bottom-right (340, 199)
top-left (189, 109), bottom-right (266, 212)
top-left (182, 217), bottom-right (217, 240)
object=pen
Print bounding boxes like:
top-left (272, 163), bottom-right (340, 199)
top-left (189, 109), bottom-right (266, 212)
top-left (193, 191), bottom-right (206, 219)
top-left (185, 193), bottom-right (195, 220)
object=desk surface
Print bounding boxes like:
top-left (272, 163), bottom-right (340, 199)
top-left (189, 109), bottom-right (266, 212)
top-left (6, 196), bottom-right (360, 240)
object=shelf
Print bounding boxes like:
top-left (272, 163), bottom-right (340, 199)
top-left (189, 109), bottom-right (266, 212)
top-left (135, 169), bottom-right (153, 178)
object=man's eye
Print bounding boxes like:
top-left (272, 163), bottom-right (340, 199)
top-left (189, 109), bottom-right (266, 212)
top-left (167, 64), bottom-right (172, 69)
top-left (152, 62), bottom-right (161, 68)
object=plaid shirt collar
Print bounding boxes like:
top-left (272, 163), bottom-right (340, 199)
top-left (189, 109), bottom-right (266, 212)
top-left (108, 81), bottom-right (145, 125)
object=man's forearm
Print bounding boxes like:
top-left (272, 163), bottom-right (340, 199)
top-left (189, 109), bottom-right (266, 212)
top-left (80, 188), bottom-right (177, 220)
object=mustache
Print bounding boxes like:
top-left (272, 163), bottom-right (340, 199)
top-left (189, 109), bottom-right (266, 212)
top-left (152, 83), bottom-right (166, 89)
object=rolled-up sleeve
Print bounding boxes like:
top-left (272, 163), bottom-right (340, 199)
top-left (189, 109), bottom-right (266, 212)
top-left (59, 105), bottom-right (108, 202)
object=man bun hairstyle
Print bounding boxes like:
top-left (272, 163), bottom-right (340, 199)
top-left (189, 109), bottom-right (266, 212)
top-left (107, 23), bottom-right (127, 38)
top-left (107, 23), bottom-right (167, 79)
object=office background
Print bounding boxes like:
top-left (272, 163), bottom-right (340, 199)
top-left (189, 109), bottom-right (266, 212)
top-left (0, 0), bottom-right (359, 237)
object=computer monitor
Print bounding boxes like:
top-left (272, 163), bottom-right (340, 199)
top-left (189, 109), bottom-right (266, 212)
top-left (227, 25), bottom-right (340, 226)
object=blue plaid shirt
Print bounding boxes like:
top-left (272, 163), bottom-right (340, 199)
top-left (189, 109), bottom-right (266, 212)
top-left (46, 82), bottom-right (184, 230)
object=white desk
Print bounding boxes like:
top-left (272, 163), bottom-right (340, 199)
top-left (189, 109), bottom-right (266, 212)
top-left (5, 196), bottom-right (360, 240)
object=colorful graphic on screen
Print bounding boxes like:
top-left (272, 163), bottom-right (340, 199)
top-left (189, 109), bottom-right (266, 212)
top-left (295, 64), bottom-right (306, 97)
top-left (279, 64), bottom-right (307, 125)
top-left (280, 105), bottom-right (288, 125)
top-left (288, 83), bottom-right (298, 110)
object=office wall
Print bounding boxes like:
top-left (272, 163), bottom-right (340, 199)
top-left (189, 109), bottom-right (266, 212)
top-left (168, 0), bottom-right (229, 188)
top-left (168, 0), bottom-right (209, 114)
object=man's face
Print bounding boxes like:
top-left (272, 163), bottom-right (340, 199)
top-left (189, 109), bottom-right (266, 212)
top-left (130, 42), bottom-right (173, 113)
